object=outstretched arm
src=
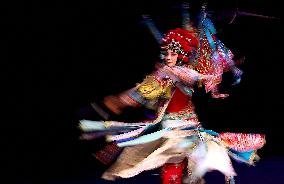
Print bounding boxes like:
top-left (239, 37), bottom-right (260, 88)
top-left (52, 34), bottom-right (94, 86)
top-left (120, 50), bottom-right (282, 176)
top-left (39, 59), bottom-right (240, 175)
top-left (103, 88), bottom-right (141, 115)
top-left (210, 86), bottom-right (229, 99)
top-left (160, 65), bottom-right (229, 99)
top-left (160, 65), bottom-right (214, 84)
top-left (103, 69), bottom-right (172, 114)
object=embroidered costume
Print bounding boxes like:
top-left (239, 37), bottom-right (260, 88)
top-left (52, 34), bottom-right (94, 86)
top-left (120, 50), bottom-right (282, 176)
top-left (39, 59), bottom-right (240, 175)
top-left (79, 4), bottom-right (265, 184)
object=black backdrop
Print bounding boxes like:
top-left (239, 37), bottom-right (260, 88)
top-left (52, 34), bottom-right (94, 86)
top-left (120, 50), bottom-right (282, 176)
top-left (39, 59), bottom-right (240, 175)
top-left (2, 0), bottom-right (282, 183)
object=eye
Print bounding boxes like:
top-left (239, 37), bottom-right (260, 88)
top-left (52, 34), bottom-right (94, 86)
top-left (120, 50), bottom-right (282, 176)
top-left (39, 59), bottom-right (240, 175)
top-left (171, 52), bottom-right (177, 56)
top-left (160, 51), bottom-right (167, 55)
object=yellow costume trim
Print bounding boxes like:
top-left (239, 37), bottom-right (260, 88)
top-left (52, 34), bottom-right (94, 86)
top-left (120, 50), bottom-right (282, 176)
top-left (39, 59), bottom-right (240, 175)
top-left (104, 121), bottom-right (112, 128)
top-left (136, 75), bottom-right (173, 100)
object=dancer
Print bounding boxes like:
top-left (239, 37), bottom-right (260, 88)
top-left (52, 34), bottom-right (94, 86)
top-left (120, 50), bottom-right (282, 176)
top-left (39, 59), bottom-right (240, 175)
top-left (79, 5), bottom-right (265, 184)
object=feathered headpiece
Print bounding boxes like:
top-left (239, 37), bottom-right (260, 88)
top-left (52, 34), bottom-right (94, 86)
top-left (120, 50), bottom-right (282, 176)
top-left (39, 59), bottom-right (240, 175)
top-left (161, 28), bottom-right (199, 63)
top-left (142, 2), bottom-right (243, 88)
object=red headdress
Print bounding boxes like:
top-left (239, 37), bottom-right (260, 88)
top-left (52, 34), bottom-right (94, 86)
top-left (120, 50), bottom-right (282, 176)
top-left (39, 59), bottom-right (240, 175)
top-left (161, 28), bottom-right (199, 63)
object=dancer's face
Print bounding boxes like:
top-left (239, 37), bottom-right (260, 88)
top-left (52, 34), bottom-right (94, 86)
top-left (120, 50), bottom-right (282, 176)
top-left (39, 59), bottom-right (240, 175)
top-left (164, 50), bottom-right (178, 67)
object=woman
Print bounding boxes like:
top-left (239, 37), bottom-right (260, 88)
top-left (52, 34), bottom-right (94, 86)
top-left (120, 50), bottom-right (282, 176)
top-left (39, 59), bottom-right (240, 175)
top-left (79, 27), bottom-right (265, 184)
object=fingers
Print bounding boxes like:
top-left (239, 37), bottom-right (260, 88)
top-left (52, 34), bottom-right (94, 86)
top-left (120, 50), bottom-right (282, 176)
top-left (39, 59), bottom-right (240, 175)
top-left (211, 93), bottom-right (229, 99)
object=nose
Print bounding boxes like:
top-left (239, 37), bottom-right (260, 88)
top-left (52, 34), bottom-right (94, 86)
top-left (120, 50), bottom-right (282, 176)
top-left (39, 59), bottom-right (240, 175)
top-left (165, 55), bottom-right (171, 60)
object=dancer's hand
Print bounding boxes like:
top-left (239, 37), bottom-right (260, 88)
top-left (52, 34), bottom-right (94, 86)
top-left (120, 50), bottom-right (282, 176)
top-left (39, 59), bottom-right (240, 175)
top-left (211, 93), bottom-right (229, 99)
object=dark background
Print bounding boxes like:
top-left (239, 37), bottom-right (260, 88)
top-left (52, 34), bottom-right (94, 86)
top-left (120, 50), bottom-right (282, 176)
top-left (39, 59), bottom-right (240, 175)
top-left (1, 0), bottom-right (282, 183)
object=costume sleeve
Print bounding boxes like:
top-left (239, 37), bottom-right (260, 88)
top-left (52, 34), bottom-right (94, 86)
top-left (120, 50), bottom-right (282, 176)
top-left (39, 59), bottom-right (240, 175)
top-left (195, 36), bottom-right (242, 94)
top-left (162, 66), bottom-right (212, 85)
top-left (105, 71), bottom-right (174, 113)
